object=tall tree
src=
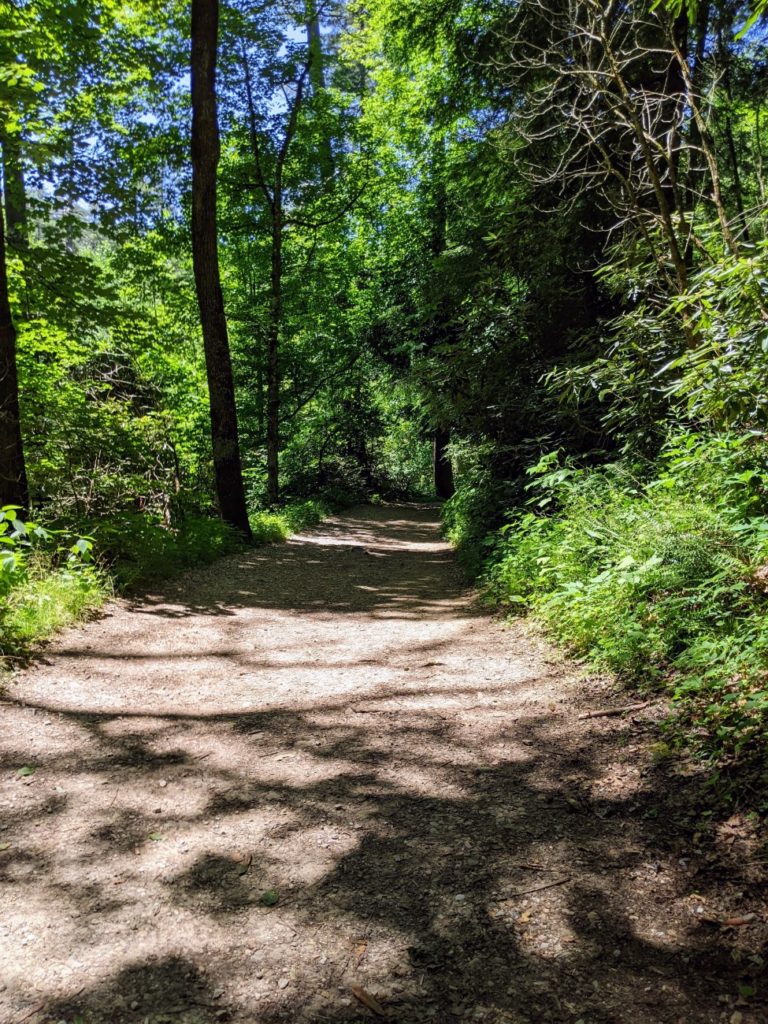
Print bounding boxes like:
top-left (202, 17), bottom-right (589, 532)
top-left (240, 32), bottom-right (311, 506)
top-left (306, 2), bottom-right (334, 181)
top-left (190, 0), bottom-right (252, 538)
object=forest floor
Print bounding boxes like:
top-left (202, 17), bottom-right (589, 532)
top-left (1, 504), bottom-right (766, 1024)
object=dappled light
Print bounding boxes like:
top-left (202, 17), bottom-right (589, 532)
top-left (1, 508), bottom-right (764, 1024)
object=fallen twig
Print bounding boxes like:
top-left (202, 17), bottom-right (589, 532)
top-left (350, 705), bottom-right (403, 714)
top-left (14, 1004), bottom-right (46, 1024)
top-left (578, 701), bottom-right (653, 720)
top-left (493, 877), bottom-right (571, 899)
top-left (700, 912), bottom-right (758, 928)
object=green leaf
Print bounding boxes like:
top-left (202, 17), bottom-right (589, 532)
top-left (16, 766), bottom-right (35, 777)
top-left (147, 832), bottom-right (163, 842)
top-left (260, 888), bottom-right (279, 906)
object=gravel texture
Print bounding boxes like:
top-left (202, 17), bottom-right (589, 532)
top-left (0, 504), bottom-right (766, 1024)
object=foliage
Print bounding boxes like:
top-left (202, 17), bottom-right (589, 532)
top-left (478, 435), bottom-right (768, 795)
top-left (0, 506), bottom-right (105, 656)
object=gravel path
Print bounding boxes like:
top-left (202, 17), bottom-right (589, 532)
top-left (1, 505), bottom-right (765, 1024)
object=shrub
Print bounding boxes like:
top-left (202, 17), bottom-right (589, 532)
top-left (88, 512), bottom-right (243, 588)
top-left (250, 512), bottom-right (289, 546)
top-left (471, 434), bottom-right (768, 801)
top-left (0, 506), bottom-right (106, 656)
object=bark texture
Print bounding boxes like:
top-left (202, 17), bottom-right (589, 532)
top-left (190, 0), bottom-right (251, 538)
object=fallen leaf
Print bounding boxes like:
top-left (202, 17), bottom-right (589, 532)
top-left (351, 985), bottom-right (386, 1017)
top-left (148, 832), bottom-right (163, 842)
top-left (0, 842), bottom-right (10, 852)
top-left (354, 939), bottom-right (368, 965)
top-left (16, 766), bottom-right (35, 777)
top-left (260, 889), bottom-right (279, 907)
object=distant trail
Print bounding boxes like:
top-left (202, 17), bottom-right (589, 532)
top-left (0, 505), bottom-right (761, 1023)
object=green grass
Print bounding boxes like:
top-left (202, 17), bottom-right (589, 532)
top-left (3, 561), bottom-right (108, 649)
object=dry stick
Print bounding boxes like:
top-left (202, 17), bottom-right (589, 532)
top-left (578, 701), bottom-right (653, 720)
top-left (493, 877), bottom-right (571, 900)
top-left (14, 1005), bottom-right (46, 1024)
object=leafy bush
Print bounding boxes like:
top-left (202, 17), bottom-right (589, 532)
top-left (280, 499), bottom-right (331, 533)
top-left (442, 442), bottom-right (518, 576)
top-left (473, 434), bottom-right (768, 800)
top-left (87, 512), bottom-right (242, 588)
top-left (250, 512), bottom-right (289, 546)
top-left (0, 507), bottom-right (106, 656)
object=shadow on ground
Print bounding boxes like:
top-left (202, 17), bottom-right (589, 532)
top-left (1, 506), bottom-right (766, 1024)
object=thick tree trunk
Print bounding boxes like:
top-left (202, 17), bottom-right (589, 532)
top-left (433, 428), bottom-right (454, 500)
top-left (0, 201), bottom-right (28, 510)
top-left (1, 137), bottom-right (28, 250)
top-left (266, 211), bottom-right (282, 506)
top-left (190, 0), bottom-right (251, 538)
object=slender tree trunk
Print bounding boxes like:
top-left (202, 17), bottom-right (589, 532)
top-left (306, 3), bottom-right (333, 181)
top-left (429, 125), bottom-right (454, 499)
top-left (718, 26), bottom-right (750, 241)
top-left (684, 1), bottom-right (710, 221)
top-left (433, 428), bottom-right (454, 500)
top-left (190, 0), bottom-right (251, 538)
top-left (266, 209), bottom-right (282, 506)
top-left (240, 40), bottom-right (308, 508)
top-left (0, 200), bottom-right (28, 510)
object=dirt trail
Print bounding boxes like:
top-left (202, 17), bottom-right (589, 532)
top-left (1, 505), bottom-right (765, 1024)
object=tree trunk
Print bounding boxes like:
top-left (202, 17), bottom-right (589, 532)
top-left (429, 125), bottom-right (455, 500)
top-left (433, 428), bottom-right (454, 500)
top-left (0, 201), bottom-right (29, 510)
top-left (266, 210), bottom-right (282, 506)
top-left (306, 3), bottom-right (333, 181)
top-left (1, 137), bottom-right (28, 250)
top-left (190, 0), bottom-right (251, 539)
top-left (718, 24), bottom-right (750, 241)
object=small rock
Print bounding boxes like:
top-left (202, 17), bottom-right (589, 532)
top-left (159, 780), bottom-right (168, 788)
top-left (278, 978), bottom-right (289, 990)
top-left (730, 1013), bottom-right (743, 1024)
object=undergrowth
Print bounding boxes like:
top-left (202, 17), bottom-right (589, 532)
top-left (446, 431), bottom-right (768, 807)
top-left (0, 507), bottom-right (107, 659)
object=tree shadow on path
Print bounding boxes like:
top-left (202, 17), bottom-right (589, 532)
top-left (2, 506), bottom-right (766, 1024)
